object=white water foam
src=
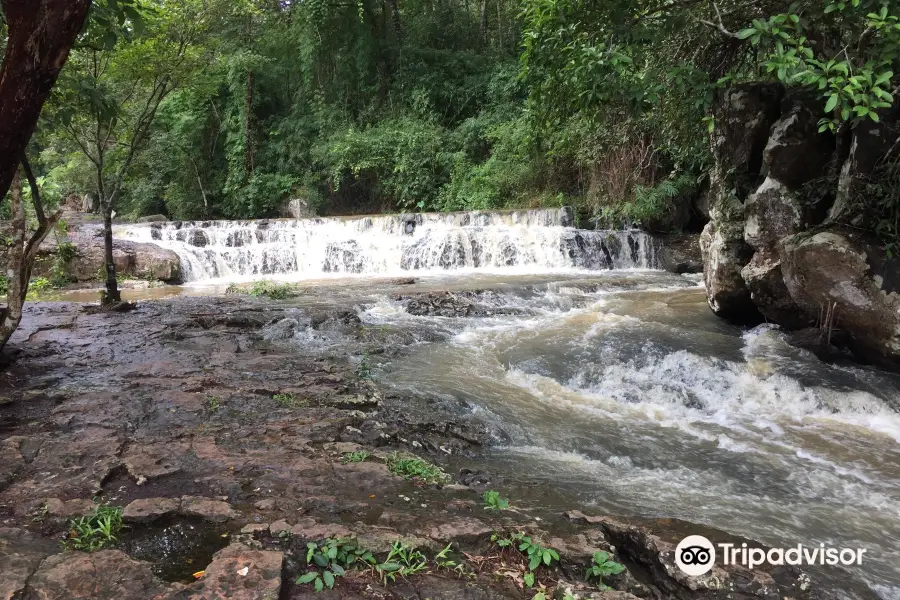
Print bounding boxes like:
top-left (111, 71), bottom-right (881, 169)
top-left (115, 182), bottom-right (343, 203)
top-left (119, 209), bottom-right (656, 282)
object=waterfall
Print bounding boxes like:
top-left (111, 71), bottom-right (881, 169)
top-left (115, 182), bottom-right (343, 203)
top-left (119, 208), bottom-right (657, 282)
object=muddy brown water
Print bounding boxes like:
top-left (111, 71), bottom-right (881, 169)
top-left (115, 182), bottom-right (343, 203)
top-left (42, 271), bottom-right (900, 597)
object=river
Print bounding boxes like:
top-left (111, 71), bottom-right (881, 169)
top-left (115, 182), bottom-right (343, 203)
top-left (111, 209), bottom-right (900, 598)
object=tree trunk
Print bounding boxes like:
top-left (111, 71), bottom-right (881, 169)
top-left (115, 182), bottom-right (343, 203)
top-left (0, 161), bottom-right (61, 351)
top-left (0, 0), bottom-right (92, 200)
top-left (101, 206), bottom-right (121, 305)
top-left (0, 171), bottom-right (27, 350)
top-left (480, 0), bottom-right (488, 46)
top-left (244, 70), bottom-right (255, 179)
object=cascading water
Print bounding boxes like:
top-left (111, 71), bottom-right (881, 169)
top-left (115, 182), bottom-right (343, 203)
top-left (119, 208), bottom-right (656, 282)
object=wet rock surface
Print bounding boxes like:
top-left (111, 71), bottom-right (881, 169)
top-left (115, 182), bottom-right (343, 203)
top-left (0, 297), bottom-right (879, 600)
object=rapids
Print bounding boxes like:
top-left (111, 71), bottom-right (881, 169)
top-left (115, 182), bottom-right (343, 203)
top-left (114, 209), bottom-right (900, 597)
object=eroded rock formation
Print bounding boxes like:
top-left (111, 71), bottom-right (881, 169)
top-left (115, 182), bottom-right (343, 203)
top-left (703, 84), bottom-right (900, 367)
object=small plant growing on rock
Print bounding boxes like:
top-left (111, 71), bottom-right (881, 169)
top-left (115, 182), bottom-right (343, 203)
top-left (273, 392), bottom-right (304, 408)
top-left (376, 541), bottom-right (428, 584)
top-left (341, 450), bottom-right (370, 464)
top-left (204, 395), bottom-right (221, 412)
top-left (483, 490), bottom-right (509, 511)
top-left (356, 354), bottom-right (373, 380)
top-left (65, 504), bottom-right (124, 552)
top-left (296, 538), bottom-right (375, 592)
top-left (585, 551), bottom-right (625, 590)
top-left (386, 452), bottom-right (448, 484)
top-left (249, 280), bottom-right (297, 300)
top-left (491, 532), bottom-right (559, 588)
top-left (434, 542), bottom-right (466, 575)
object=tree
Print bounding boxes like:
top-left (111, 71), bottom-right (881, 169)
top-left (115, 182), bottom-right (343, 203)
top-left (0, 0), bottom-right (92, 201)
top-left (0, 157), bottom-right (61, 350)
top-left (55, 0), bottom-right (210, 303)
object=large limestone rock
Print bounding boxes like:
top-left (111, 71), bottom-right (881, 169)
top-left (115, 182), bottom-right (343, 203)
top-left (701, 83), bottom-right (783, 320)
top-left (34, 228), bottom-right (183, 283)
top-left (701, 219), bottom-right (758, 319)
top-left (741, 252), bottom-right (811, 327)
top-left (780, 230), bottom-right (900, 367)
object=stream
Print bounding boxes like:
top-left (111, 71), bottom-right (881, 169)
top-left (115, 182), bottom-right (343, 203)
top-left (109, 210), bottom-right (900, 598)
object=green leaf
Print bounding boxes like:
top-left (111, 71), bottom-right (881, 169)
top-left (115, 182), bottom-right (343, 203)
top-left (313, 554), bottom-right (329, 567)
top-left (323, 571), bottom-right (335, 589)
top-left (314, 577), bottom-right (324, 592)
top-left (736, 28), bottom-right (757, 39)
top-left (529, 555), bottom-right (541, 571)
top-left (296, 572), bottom-right (318, 585)
top-left (378, 562), bottom-right (402, 572)
top-left (824, 95), bottom-right (839, 113)
top-left (331, 564), bottom-right (345, 576)
top-left (524, 572), bottom-right (535, 587)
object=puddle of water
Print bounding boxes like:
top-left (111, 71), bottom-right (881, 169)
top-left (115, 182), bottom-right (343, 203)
top-left (117, 518), bottom-right (234, 582)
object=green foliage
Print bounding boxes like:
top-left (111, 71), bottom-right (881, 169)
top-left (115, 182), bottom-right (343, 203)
top-left (356, 354), bottom-right (373, 380)
top-left (340, 451), bottom-right (370, 464)
top-left (733, 1), bottom-right (898, 131)
top-left (598, 175), bottom-right (696, 229)
top-left (482, 490), bottom-right (509, 511)
top-left (585, 551), bottom-right (625, 589)
top-left (273, 392), bottom-right (304, 408)
top-left (248, 281), bottom-right (298, 299)
top-left (376, 541), bottom-right (428, 584)
top-left (491, 532), bottom-right (559, 587)
top-left (204, 395), bottom-right (221, 412)
top-left (296, 538), bottom-right (376, 592)
top-left (65, 504), bottom-right (124, 552)
top-left (26, 277), bottom-right (54, 299)
top-left (0, 275), bottom-right (8, 297)
top-left (386, 452), bottom-right (448, 484)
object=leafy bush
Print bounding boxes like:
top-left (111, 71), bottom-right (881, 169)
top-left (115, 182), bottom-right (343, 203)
top-left (296, 538), bottom-right (376, 591)
top-left (386, 452), bottom-right (448, 484)
top-left (65, 505), bottom-right (124, 552)
top-left (483, 490), bottom-right (509, 511)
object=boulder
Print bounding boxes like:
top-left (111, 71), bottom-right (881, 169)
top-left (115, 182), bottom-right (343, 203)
top-left (60, 230), bottom-right (182, 283)
top-left (763, 96), bottom-right (834, 190)
top-left (700, 219), bottom-right (760, 321)
top-left (744, 177), bottom-right (805, 250)
top-left (741, 252), bottom-right (809, 327)
top-left (655, 233), bottom-right (702, 274)
top-left (779, 230), bottom-right (900, 367)
top-left (702, 83), bottom-right (783, 321)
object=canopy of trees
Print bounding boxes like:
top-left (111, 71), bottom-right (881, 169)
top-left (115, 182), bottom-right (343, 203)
top-left (1, 0), bottom-right (898, 230)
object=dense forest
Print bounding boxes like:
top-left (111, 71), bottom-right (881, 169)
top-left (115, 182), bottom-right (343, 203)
top-left (1, 0), bottom-right (895, 234)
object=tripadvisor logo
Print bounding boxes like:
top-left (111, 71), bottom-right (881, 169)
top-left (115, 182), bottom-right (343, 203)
top-left (674, 535), bottom-right (867, 576)
top-left (675, 535), bottom-right (716, 576)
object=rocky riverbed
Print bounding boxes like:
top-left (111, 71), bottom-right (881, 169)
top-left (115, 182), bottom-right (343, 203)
top-left (0, 293), bottom-right (883, 600)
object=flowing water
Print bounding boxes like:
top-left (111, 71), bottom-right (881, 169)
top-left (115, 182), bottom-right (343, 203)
top-left (116, 210), bottom-right (900, 597)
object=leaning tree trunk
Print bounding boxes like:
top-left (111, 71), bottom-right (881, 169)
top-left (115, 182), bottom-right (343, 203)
top-left (0, 161), bottom-right (61, 351)
top-left (0, 0), bottom-right (93, 200)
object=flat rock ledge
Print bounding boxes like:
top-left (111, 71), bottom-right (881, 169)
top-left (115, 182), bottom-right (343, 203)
top-left (123, 496), bottom-right (239, 524)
